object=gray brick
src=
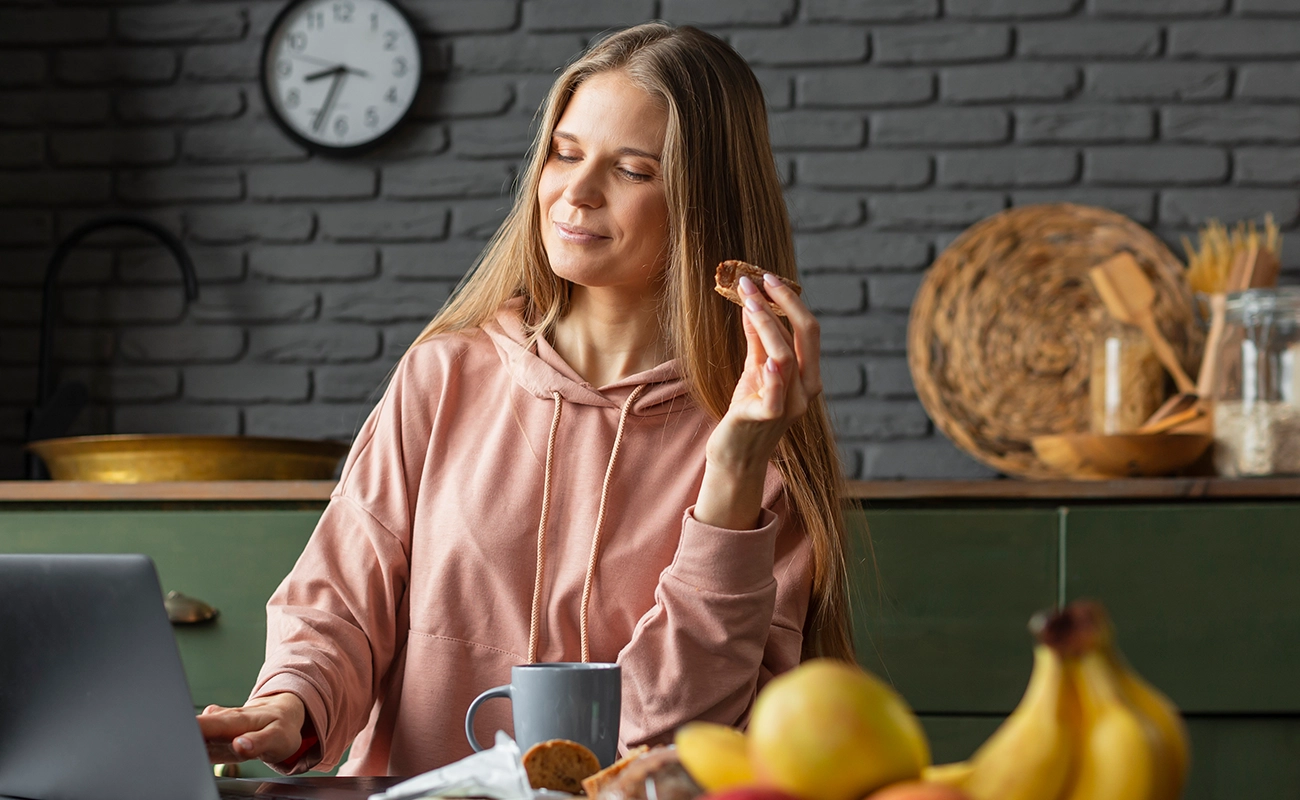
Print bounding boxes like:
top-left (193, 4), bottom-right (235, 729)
top-left (50, 129), bottom-right (175, 167)
top-left (872, 108), bottom-right (1009, 145)
top-left (55, 48), bottom-right (176, 85)
top-left (1235, 149), bottom-right (1300, 186)
top-left (250, 245), bottom-right (379, 282)
top-left (1017, 22), bottom-right (1162, 57)
top-left (412, 77), bottom-right (514, 120)
top-left (2, 249), bottom-right (108, 287)
top-left (1085, 63), bottom-right (1228, 100)
top-left (247, 163), bottom-right (377, 201)
top-left (874, 24), bottom-right (1011, 64)
top-left (1160, 189), bottom-right (1300, 227)
top-left (453, 33), bottom-right (585, 72)
top-left (183, 42), bottom-right (261, 82)
top-left (249, 325), bottom-right (381, 363)
top-left (1237, 0), bottom-right (1300, 12)
top-left (405, 0), bottom-right (518, 33)
top-left (119, 326), bottom-right (245, 363)
top-left (0, 211), bottom-right (52, 245)
top-left (865, 356), bottom-right (915, 397)
top-left (802, 275), bottom-right (865, 314)
top-left (754, 69), bottom-right (793, 111)
top-left (828, 398), bottom-right (930, 438)
top-left (946, 0), bottom-right (1079, 16)
top-left (937, 149), bottom-right (1078, 187)
top-left (662, 0), bottom-right (795, 25)
top-left (0, 52), bottom-right (45, 87)
top-left (451, 199), bottom-right (511, 239)
top-left (869, 192), bottom-right (1005, 229)
top-left (0, 9), bottom-right (109, 44)
top-left (1085, 146), bottom-right (1228, 185)
top-left (0, 91), bottom-right (110, 127)
top-left (61, 287), bottom-right (185, 324)
top-left (1089, 0), bottom-right (1225, 13)
top-left (785, 190), bottom-right (864, 232)
top-left (450, 119), bottom-right (534, 158)
top-left (0, 133), bottom-right (43, 168)
top-left (189, 284), bottom-right (318, 323)
top-left (769, 111), bottom-right (864, 149)
top-left (245, 403), bottom-right (373, 441)
top-left (1238, 64), bottom-right (1300, 100)
top-left (58, 209), bottom-right (183, 244)
top-left (822, 357), bottom-right (865, 399)
top-left (319, 203), bottom-right (450, 242)
top-left (52, 328), bottom-right (114, 364)
top-left (1163, 106), bottom-right (1300, 143)
top-left (797, 68), bottom-right (934, 108)
top-left (805, 0), bottom-right (938, 20)
top-left (116, 5), bottom-right (247, 43)
top-left (119, 245), bottom-right (244, 285)
top-left (1017, 106), bottom-right (1153, 143)
top-left (384, 240), bottom-right (488, 279)
top-left (315, 364), bottom-right (394, 402)
top-left (372, 124), bottom-right (452, 159)
top-left (867, 274), bottom-right (925, 310)
top-left (730, 28), bottom-right (869, 66)
top-left (795, 231), bottom-right (932, 270)
top-left (184, 122), bottom-right (310, 163)
top-left (384, 323), bottom-right (428, 357)
top-left (940, 64), bottom-right (1079, 103)
top-left (821, 314), bottom-right (910, 352)
top-left (117, 168), bottom-right (242, 203)
top-left (861, 437), bottom-right (998, 479)
top-left (1170, 20), bottom-right (1300, 56)
top-left (522, 0), bottom-right (657, 31)
top-left (186, 206), bottom-right (315, 244)
top-left (384, 159), bottom-right (514, 199)
top-left (60, 366), bottom-right (180, 403)
top-left (1011, 189), bottom-right (1156, 224)
top-left (797, 151), bottom-right (931, 189)
top-left (186, 365), bottom-right (309, 402)
top-left (117, 87), bottom-right (243, 123)
top-left (114, 405), bottom-right (240, 436)
top-left (0, 170), bottom-right (112, 207)
top-left (0, 288), bottom-right (41, 324)
top-left (323, 281), bottom-right (455, 322)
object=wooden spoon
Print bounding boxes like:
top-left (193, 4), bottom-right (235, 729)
top-left (1089, 253), bottom-right (1196, 394)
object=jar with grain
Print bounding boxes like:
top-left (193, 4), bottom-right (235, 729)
top-left (1089, 311), bottom-right (1166, 434)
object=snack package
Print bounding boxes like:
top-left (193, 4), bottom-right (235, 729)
top-left (368, 731), bottom-right (534, 800)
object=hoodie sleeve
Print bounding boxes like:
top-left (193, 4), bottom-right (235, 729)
top-left (616, 472), bottom-right (812, 747)
top-left (247, 347), bottom-right (435, 774)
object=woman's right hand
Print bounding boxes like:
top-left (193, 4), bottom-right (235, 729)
top-left (197, 692), bottom-right (308, 765)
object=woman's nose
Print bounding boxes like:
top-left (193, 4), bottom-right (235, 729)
top-left (561, 162), bottom-right (603, 208)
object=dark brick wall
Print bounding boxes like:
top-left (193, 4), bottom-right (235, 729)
top-left (2, 0), bottom-right (1299, 480)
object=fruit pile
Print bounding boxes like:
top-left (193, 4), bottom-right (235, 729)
top-left (674, 600), bottom-right (1189, 800)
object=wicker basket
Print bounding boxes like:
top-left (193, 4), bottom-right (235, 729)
top-left (907, 204), bottom-right (1201, 478)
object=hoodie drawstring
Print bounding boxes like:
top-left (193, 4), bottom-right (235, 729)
top-left (527, 384), bottom-right (646, 664)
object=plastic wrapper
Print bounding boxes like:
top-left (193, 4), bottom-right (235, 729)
top-left (369, 731), bottom-right (541, 800)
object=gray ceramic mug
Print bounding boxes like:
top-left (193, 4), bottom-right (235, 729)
top-left (465, 662), bottom-right (621, 767)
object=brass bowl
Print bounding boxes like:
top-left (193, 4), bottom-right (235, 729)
top-left (1030, 432), bottom-right (1213, 480)
top-left (26, 434), bottom-right (350, 482)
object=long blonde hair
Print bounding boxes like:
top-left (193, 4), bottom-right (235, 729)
top-left (413, 23), bottom-right (853, 662)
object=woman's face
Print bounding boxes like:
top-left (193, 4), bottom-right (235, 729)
top-left (538, 71), bottom-right (670, 300)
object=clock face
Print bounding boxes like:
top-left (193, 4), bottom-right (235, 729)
top-left (261, 0), bottom-right (422, 153)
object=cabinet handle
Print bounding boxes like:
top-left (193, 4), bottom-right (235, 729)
top-left (165, 590), bottom-right (219, 624)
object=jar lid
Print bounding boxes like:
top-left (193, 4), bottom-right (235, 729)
top-left (1224, 286), bottom-right (1300, 322)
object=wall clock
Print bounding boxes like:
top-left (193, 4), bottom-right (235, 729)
top-left (261, 0), bottom-right (422, 155)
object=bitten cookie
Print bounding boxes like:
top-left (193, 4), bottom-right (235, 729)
top-left (523, 739), bottom-right (603, 795)
top-left (714, 260), bottom-right (803, 317)
top-left (581, 745), bottom-right (650, 797)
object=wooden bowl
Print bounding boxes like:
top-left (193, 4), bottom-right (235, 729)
top-left (1030, 432), bottom-right (1213, 480)
top-left (27, 434), bottom-right (350, 482)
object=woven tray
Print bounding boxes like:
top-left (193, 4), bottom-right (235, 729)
top-left (907, 204), bottom-right (1201, 478)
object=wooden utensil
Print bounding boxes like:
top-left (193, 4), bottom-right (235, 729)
top-left (1090, 253), bottom-right (1197, 395)
top-left (1031, 432), bottom-right (1213, 480)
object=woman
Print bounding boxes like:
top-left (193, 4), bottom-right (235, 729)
top-left (199, 22), bottom-right (852, 775)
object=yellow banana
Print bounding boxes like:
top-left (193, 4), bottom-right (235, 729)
top-left (921, 760), bottom-right (974, 788)
top-left (1062, 649), bottom-right (1164, 800)
top-left (962, 644), bottom-right (1077, 800)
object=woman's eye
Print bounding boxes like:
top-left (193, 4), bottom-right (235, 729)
top-left (619, 167), bottom-right (651, 182)
top-left (551, 149), bottom-right (579, 163)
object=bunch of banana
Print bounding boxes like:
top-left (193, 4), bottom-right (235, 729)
top-left (923, 601), bottom-right (1189, 800)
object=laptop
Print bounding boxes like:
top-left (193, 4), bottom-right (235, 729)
top-left (0, 554), bottom-right (402, 800)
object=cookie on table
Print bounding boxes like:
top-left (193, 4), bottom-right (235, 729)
top-left (523, 739), bottom-right (602, 795)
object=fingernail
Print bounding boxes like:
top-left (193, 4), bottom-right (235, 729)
top-left (234, 737), bottom-right (251, 754)
top-left (744, 297), bottom-right (762, 312)
top-left (766, 357), bottom-right (780, 373)
top-left (738, 275), bottom-right (758, 295)
top-left (763, 273), bottom-right (781, 287)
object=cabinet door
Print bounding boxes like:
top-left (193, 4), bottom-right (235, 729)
top-left (0, 510), bottom-right (321, 710)
top-left (1064, 503), bottom-right (1300, 713)
top-left (849, 507), bottom-right (1060, 714)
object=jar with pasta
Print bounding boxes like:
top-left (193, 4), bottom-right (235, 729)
top-left (1089, 310), bottom-right (1166, 434)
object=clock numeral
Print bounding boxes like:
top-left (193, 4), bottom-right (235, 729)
top-left (383, 30), bottom-right (398, 50)
top-left (333, 1), bottom-right (354, 23)
top-left (393, 56), bottom-right (408, 77)
top-left (365, 107), bottom-right (380, 128)
top-left (385, 86), bottom-right (398, 103)
top-left (305, 10), bottom-right (324, 29)
top-left (288, 32), bottom-right (308, 51)
top-left (285, 88), bottom-right (301, 109)
top-left (334, 116), bottom-right (349, 136)
top-left (371, 12), bottom-right (379, 31)
top-left (276, 59), bottom-right (292, 77)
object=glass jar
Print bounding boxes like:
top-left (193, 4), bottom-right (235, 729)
top-left (1090, 311), bottom-right (1166, 434)
top-left (1213, 287), bottom-right (1300, 477)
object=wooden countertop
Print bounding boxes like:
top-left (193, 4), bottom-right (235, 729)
top-left (0, 478), bottom-right (1297, 503)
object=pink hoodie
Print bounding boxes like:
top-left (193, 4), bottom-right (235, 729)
top-left (251, 300), bottom-right (813, 775)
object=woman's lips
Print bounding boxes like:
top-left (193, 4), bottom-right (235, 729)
top-left (554, 221), bottom-right (609, 244)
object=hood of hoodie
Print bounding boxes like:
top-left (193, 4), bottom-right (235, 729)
top-left (481, 297), bottom-right (694, 416)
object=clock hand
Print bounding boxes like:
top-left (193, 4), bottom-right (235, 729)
top-left (313, 69), bottom-right (347, 132)
top-left (290, 52), bottom-right (343, 70)
top-left (305, 65), bottom-right (345, 82)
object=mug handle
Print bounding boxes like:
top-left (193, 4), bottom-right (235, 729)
top-left (465, 683), bottom-right (512, 752)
